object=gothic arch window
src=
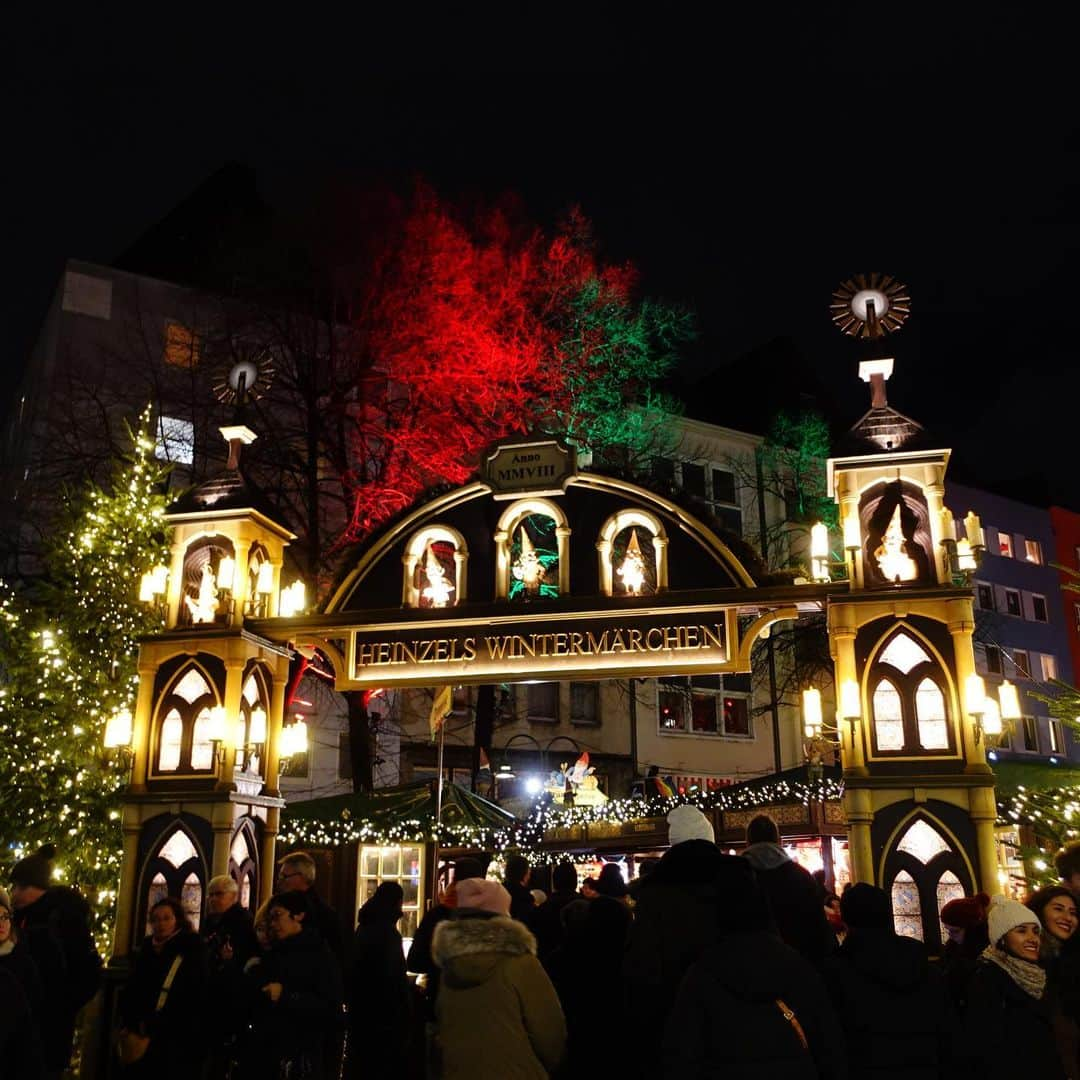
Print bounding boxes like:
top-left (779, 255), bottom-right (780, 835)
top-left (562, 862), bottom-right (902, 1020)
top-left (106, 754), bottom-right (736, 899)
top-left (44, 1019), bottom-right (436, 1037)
top-left (402, 526), bottom-right (469, 608)
top-left (230, 820), bottom-right (259, 910)
top-left (495, 499), bottom-right (570, 601)
top-left (867, 629), bottom-right (955, 756)
top-left (883, 815), bottom-right (972, 952)
top-left (152, 663), bottom-right (220, 776)
top-left (234, 667), bottom-right (270, 780)
top-left (859, 479), bottom-right (933, 587)
top-left (597, 509), bottom-right (669, 597)
top-left (141, 824), bottom-right (205, 936)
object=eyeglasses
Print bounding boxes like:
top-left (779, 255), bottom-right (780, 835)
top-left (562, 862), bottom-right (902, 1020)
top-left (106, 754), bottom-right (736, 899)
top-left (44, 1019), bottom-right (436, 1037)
top-left (0, 915), bottom-right (10, 925)
top-left (279, 871), bottom-right (302, 881)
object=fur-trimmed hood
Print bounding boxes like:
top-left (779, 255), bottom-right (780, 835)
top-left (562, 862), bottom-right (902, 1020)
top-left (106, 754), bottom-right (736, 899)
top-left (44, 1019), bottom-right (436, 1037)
top-left (432, 915), bottom-right (537, 989)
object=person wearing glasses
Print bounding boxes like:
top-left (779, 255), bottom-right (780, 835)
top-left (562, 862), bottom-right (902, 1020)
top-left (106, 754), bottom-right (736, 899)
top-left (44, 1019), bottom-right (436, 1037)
top-left (202, 876), bottom-right (259, 1080)
top-left (243, 892), bottom-right (343, 1080)
top-left (276, 852), bottom-right (344, 961)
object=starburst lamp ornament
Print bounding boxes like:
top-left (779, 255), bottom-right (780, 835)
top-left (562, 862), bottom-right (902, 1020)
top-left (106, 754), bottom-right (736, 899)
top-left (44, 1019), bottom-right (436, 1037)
top-left (511, 527), bottom-right (545, 594)
top-left (615, 528), bottom-right (647, 595)
top-left (421, 544), bottom-right (455, 607)
top-left (830, 273), bottom-right (911, 340)
top-left (873, 505), bottom-right (918, 584)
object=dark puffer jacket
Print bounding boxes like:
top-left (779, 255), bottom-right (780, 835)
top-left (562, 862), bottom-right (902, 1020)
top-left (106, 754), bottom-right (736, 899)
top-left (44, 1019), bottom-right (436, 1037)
top-left (624, 839), bottom-right (729, 1076)
top-left (246, 927), bottom-right (344, 1078)
top-left (958, 957), bottom-right (1065, 1080)
top-left (825, 928), bottom-right (953, 1079)
top-left (663, 930), bottom-right (847, 1079)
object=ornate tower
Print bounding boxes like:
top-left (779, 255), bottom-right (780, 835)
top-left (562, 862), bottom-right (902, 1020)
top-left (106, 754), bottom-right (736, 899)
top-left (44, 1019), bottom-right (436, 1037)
top-left (109, 378), bottom-right (298, 960)
top-left (827, 275), bottom-right (1000, 949)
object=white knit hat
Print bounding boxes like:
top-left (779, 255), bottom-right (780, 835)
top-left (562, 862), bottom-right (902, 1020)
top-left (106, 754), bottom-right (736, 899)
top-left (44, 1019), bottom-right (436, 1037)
top-left (987, 893), bottom-right (1040, 945)
top-left (667, 804), bottom-right (715, 846)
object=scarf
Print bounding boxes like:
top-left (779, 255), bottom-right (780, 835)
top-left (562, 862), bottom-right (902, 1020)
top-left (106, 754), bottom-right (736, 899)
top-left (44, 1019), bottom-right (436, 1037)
top-left (983, 944), bottom-right (1047, 999)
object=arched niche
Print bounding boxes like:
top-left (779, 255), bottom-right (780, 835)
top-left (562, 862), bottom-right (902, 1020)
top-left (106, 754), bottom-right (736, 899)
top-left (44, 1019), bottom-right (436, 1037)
top-left (401, 525), bottom-right (469, 608)
top-left (864, 624), bottom-right (957, 759)
top-left (859, 479), bottom-right (934, 587)
top-left (882, 813), bottom-right (973, 952)
top-left (244, 542), bottom-right (273, 618)
top-left (150, 660), bottom-right (222, 779)
top-left (138, 821), bottom-right (207, 935)
top-left (178, 534), bottom-right (236, 627)
top-left (494, 499), bottom-right (570, 601)
top-left (235, 663), bottom-right (271, 787)
top-left (597, 509), bottom-right (668, 597)
top-left (229, 817), bottom-right (261, 910)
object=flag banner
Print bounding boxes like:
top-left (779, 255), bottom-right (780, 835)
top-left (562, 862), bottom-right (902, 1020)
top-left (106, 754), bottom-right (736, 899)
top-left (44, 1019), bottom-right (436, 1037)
top-left (430, 684), bottom-right (452, 741)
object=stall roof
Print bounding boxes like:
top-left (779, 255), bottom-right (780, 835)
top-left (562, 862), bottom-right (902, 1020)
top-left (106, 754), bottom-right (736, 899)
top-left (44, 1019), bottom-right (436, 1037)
top-left (282, 779), bottom-right (518, 839)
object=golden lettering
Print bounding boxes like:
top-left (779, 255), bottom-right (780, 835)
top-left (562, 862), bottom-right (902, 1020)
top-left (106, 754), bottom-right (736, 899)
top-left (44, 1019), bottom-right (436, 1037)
top-left (627, 628), bottom-right (644, 652)
top-left (553, 632), bottom-right (569, 656)
top-left (645, 627), bottom-right (664, 651)
top-left (485, 636), bottom-right (509, 660)
top-left (569, 631), bottom-right (585, 655)
top-left (609, 630), bottom-right (627, 653)
top-left (700, 623), bottom-right (725, 652)
top-left (587, 630), bottom-right (609, 653)
top-left (683, 626), bottom-right (700, 649)
top-left (663, 626), bottom-right (681, 650)
top-left (462, 637), bottom-right (478, 661)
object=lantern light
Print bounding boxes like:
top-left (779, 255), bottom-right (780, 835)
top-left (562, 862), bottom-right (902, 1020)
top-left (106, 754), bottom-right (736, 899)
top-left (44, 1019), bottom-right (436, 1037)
top-left (151, 565), bottom-right (169, 594)
top-left (998, 680), bottom-right (1022, 722)
top-left (206, 705), bottom-right (228, 744)
top-left (810, 522), bottom-right (830, 583)
top-left (249, 706), bottom-right (268, 745)
top-left (981, 697), bottom-right (1003, 738)
top-left (104, 709), bottom-right (133, 749)
top-left (963, 510), bottom-right (984, 550)
top-left (256, 561), bottom-right (274, 595)
top-left (965, 673), bottom-right (986, 717)
top-left (217, 556), bottom-right (235, 592)
top-left (802, 687), bottom-right (823, 737)
top-left (939, 507), bottom-right (957, 542)
top-left (956, 538), bottom-right (977, 572)
top-left (843, 515), bottom-right (861, 552)
top-left (138, 572), bottom-right (155, 603)
top-left (840, 679), bottom-right (861, 720)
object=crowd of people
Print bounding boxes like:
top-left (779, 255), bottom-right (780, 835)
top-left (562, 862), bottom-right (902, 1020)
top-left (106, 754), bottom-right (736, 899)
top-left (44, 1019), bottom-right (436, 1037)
top-left (9, 819), bottom-right (1080, 1077)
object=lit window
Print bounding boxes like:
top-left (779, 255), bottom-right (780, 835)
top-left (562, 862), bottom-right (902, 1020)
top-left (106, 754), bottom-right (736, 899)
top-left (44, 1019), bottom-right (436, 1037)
top-left (997, 532), bottom-right (1014, 558)
top-left (873, 680), bottom-right (905, 750)
top-left (174, 668), bottom-right (211, 703)
top-left (147, 872), bottom-right (168, 913)
top-left (1042, 655), bottom-right (1058, 682)
top-left (1025, 539), bottom-right (1043, 564)
top-left (659, 686), bottom-right (687, 731)
top-left (891, 869), bottom-right (923, 940)
top-left (936, 871), bottom-right (965, 942)
top-left (897, 819), bottom-right (952, 863)
top-left (915, 679), bottom-right (949, 750)
top-left (360, 844), bottom-right (423, 952)
top-left (159, 830), bottom-right (198, 869)
top-left (158, 711), bottom-right (183, 772)
top-left (181, 873), bottom-right (202, 931)
top-left (190, 708), bottom-right (215, 770)
top-left (230, 832), bottom-right (249, 866)
top-left (1050, 720), bottom-right (1064, 754)
top-left (1013, 650), bottom-right (1031, 679)
top-left (1032, 595), bottom-right (1048, 623)
top-left (1004, 589), bottom-right (1022, 618)
top-left (155, 416), bottom-right (194, 466)
top-left (879, 633), bottom-right (931, 674)
top-left (163, 321), bottom-right (200, 367)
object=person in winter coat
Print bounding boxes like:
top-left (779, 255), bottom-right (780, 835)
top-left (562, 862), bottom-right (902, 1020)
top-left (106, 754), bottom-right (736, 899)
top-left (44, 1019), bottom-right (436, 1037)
top-left (243, 890), bottom-right (344, 1080)
top-left (201, 876), bottom-right (260, 1079)
top-left (824, 883), bottom-right (953, 1079)
top-left (624, 805), bottom-right (727, 1079)
top-left (940, 892), bottom-right (991, 1014)
top-left (276, 851), bottom-right (344, 961)
top-left (1028, 885), bottom-right (1080, 1078)
top-left (0, 965), bottom-right (43, 1079)
top-left (347, 882), bottom-right (411, 1078)
top-left (117, 897), bottom-right (209, 1079)
top-left (533, 861), bottom-right (579, 964)
top-left (959, 893), bottom-right (1066, 1079)
top-left (11, 843), bottom-right (102, 1078)
top-left (0, 886), bottom-right (45, 1029)
top-left (504, 853), bottom-right (538, 924)
top-left (663, 854), bottom-right (847, 1080)
top-left (554, 887), bottom-right (632, 1077)
top-left (432, 877), bottom-right (566, 1079)
top-left (742, 814), bottom-right (833, 967)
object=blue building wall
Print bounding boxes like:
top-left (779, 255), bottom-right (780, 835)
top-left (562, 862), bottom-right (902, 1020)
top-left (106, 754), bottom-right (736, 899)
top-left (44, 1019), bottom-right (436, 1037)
top-left (946, 482), bottom-right (1076, 762)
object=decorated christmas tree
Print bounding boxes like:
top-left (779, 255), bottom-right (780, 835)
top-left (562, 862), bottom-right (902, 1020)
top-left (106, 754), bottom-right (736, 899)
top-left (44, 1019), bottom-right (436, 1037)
top-left (0, 410), bottom-right (171, 946)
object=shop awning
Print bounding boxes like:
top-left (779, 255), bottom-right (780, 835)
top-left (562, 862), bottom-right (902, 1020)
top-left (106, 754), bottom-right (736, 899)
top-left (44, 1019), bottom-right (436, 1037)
top-left (281, 779), bottom-right (518, 848)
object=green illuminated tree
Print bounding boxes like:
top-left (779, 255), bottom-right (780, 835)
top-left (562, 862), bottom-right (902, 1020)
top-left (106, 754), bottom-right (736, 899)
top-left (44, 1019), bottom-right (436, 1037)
top-left (0, 413), bottom-right (170, 945)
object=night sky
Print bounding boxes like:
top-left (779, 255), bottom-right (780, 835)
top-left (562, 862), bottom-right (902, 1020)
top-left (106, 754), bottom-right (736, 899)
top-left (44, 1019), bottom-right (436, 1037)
top-left (5, 13), bottom-right (1077, 505)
